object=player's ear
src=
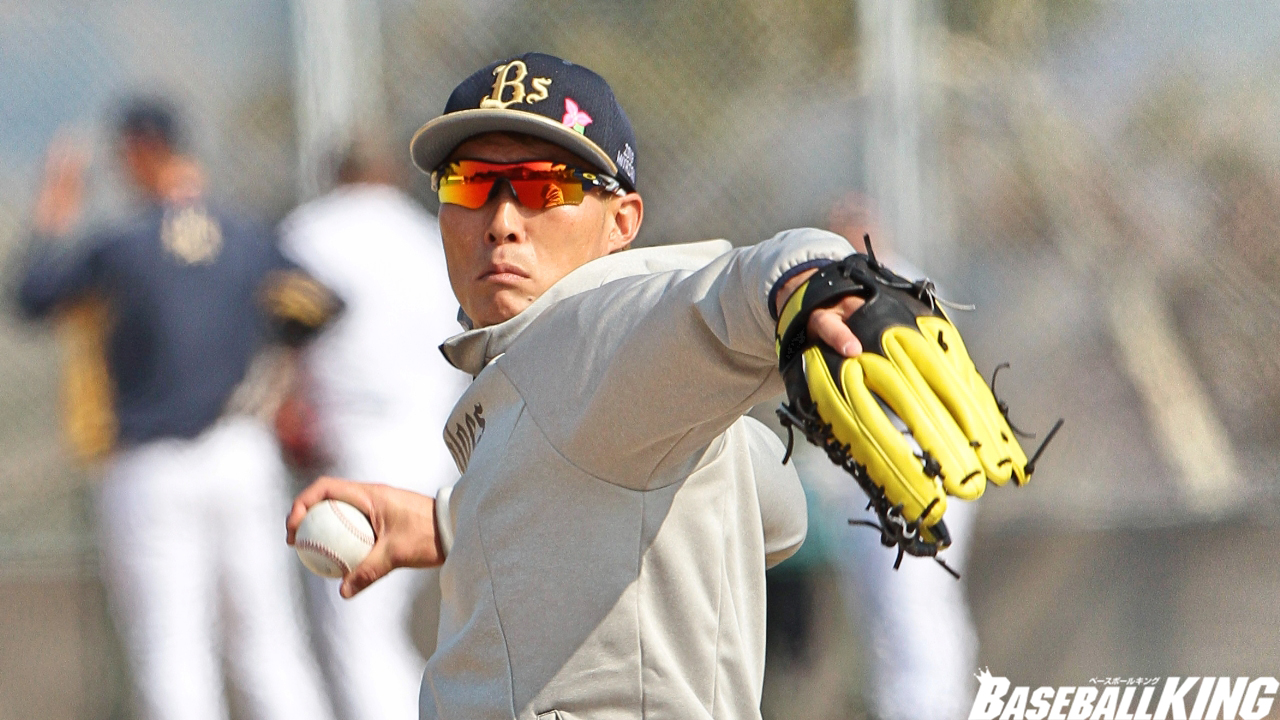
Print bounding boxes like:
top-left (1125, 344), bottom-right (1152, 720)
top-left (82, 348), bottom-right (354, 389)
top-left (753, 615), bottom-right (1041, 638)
top-left (606, 192), bottom-right (642, 253)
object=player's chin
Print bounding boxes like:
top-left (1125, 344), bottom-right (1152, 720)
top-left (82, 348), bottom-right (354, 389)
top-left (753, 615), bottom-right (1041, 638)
top-left (472, 288), bottom-right (537, 327)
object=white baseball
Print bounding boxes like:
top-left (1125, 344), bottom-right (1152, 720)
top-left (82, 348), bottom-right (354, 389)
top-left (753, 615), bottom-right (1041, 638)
top-left (294, 499), bottom-right (375, 578)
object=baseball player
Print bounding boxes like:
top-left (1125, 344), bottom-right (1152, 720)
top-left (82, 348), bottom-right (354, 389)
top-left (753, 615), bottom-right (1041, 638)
top-left (287, 53), bottom-right (1045, 720)
top-left (17, 99), bottom-right (337, 720)
top-left (279, 137), bottom-right (469, 720)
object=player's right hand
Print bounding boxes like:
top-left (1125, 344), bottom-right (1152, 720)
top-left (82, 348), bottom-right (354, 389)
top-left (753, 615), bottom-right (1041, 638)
top-left (35, 130), bottom-right (90, 237)
top-left (287, 477), bottom-right (443, 598)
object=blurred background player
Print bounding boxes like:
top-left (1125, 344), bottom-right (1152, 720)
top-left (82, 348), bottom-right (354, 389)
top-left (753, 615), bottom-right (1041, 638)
top-left (278, 131), bottom-right (469, 720)
top-left (796, 192), bottom-right (980, 720)
top-left (13, 97), bottom-right (337, 720)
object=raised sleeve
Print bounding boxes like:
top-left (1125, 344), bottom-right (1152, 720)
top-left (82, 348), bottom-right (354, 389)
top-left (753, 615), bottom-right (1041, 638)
top-left (496, 228), bottom-right (851, 491)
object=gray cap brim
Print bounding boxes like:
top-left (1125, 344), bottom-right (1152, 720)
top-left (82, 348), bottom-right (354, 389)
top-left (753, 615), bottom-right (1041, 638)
top-left (410, 108), bottom-right (618, 177)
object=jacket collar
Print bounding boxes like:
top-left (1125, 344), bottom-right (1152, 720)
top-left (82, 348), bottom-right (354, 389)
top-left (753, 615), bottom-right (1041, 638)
top-left (439, 240), bottom-right (731, 376)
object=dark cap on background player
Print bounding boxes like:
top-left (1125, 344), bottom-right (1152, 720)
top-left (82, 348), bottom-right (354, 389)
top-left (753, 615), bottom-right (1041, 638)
top-left (410, 52), bottom-right (638, 192)
top-left (118, 96), bottom-right (185, 150)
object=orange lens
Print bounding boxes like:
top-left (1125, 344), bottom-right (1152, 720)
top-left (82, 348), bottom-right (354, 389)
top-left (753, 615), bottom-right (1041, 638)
top-left (435, 161), bottom-right (587, 210)
top-left (435, 176), bottom-right (493, 209)
top-left (508, 179), bottom-right (585, 209)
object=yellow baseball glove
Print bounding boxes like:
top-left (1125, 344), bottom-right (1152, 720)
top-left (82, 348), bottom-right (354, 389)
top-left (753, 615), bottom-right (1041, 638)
top-left (775, 244), bottom-right (1060, 571)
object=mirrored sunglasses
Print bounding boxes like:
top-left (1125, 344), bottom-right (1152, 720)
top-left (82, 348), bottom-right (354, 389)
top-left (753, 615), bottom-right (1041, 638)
top-left (432, 160), bottom-right (623, 210)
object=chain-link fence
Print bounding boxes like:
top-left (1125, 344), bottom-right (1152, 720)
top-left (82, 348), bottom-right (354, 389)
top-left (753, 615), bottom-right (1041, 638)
top-left (6, 0), bottom-right (1278, 568)
top-left (3, 0), bottom-right (1280, 715)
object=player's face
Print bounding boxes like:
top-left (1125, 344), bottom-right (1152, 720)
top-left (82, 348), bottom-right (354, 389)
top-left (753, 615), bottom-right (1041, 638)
top-left (119, 136), bottom-right (170, 199)
top-left (438, 133), bottom-right (642, 327)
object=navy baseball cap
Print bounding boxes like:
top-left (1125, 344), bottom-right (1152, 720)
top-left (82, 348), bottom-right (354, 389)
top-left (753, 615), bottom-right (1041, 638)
top-left (410, 53), bottom-right (638, 191)
top-left (118, 96), bottom-right (185, 149)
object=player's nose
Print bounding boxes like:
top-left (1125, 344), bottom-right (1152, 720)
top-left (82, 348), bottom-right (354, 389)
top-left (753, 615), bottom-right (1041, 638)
top-left (484, 183), bottom-right (524, 246)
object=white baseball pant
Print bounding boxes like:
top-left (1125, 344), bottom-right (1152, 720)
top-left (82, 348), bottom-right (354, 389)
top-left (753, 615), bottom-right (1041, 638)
top-left (96, 415), bottom-right (334, 720)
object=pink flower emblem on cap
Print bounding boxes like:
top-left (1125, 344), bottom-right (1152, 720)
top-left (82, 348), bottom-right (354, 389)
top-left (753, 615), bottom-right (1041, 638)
top-left (562, 98), bottom-right (593, 135)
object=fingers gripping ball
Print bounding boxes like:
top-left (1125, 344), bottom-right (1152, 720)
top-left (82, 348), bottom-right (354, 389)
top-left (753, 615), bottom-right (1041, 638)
top-left (294, 500), bottom-right (375, 578)
top-left (775, 244), bottom-right (1061, 566)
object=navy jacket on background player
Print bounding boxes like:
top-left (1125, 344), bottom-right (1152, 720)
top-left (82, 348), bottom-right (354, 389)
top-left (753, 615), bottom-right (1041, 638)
top-left (16, 200), bottom-right (337, 446)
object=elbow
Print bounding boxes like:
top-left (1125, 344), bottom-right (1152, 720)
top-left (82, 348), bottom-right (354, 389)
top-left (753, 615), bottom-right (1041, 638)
top-left (12, 250), bottom-right (67, 319)
top-left (764, 527), bottom-right (807, 569)
top-left (13, 277), bottom-right (52, 319)
top-left (763, 502), bottom-right (808, 569)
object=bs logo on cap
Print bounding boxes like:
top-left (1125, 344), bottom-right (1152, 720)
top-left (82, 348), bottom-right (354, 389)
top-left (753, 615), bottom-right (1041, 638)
top-left (478, 60), bottom-right (553, 110)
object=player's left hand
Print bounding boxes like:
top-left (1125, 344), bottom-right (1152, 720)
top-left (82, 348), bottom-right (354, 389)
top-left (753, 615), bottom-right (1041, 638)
top-left (773, 251), bottom-right (1061, 565)
top-left (287, 477), bottom-right (443, 598)
top-left (776, 268), bottom-right (865, 358)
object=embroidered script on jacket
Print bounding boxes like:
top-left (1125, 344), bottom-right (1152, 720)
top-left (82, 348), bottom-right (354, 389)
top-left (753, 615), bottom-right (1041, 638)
top-left (445, 403), bottom-right (485, 472)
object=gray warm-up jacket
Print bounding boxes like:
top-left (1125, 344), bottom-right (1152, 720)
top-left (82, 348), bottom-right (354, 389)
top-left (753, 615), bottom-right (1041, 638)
top-left (424, 229), bottom-right (853, 720)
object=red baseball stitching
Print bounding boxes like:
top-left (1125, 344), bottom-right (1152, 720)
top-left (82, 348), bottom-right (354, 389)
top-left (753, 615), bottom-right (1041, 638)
top-left (295, 538), bottom-right (350, 576)
top-left (328, 500), bottom-right (375, 546)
